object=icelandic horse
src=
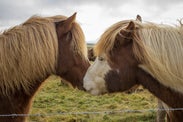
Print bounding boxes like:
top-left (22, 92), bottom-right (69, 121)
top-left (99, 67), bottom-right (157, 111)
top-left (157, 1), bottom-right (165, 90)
top-left (0, 13), bottom-right (90, 122)
top-left (83, 15), bottom-right (183, 122)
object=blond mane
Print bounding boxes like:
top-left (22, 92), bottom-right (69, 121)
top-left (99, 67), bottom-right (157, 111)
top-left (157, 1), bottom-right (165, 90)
top-left (94, 20), bottom-right (133, 56)
top-left (95, 19), bottom-right (183, 94)
top-left (0, 15), bottom-right (87, 95)
top-left (133, 22), bottom-right (183, 94)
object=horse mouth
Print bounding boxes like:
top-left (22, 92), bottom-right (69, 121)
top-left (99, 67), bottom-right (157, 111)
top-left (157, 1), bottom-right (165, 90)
top-left (76, 81), bottom-right (86, 91)
top-left (78, 85), bottom-right (86, 91)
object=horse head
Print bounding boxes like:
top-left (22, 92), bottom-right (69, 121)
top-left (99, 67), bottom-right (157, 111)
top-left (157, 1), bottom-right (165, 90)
top-left (83, 15), bottom-right (142, 95)
top-left (56, 13), bottom-right (90, 90)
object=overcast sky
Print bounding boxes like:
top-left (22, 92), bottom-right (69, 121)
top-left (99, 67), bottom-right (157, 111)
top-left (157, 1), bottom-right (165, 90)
top-left (0, 0), bottom-right (183, 43)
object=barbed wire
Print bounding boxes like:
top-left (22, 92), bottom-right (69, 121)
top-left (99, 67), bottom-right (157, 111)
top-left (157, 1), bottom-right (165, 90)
top-left (0, 108), bottom-right (183, 117)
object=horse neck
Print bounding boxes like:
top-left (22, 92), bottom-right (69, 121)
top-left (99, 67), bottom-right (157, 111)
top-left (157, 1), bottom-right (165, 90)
top-left (136, 68), bottom-right (183, 108)
top-left (0, 76), bottom-right (49, 122)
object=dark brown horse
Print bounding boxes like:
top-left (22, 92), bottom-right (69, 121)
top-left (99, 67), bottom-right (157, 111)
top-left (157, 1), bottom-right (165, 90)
top-left (0, 13), bottom-right (90, 122)
top-left (83, 15), bottom-right (183, 122)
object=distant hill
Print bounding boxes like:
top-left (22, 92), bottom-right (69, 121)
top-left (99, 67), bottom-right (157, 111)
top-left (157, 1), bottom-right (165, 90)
top-left (87, 43), bottom-right (94, 49)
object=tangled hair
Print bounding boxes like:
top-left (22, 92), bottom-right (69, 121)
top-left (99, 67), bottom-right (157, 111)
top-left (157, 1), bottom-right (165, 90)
top-left (95, 19), bottom-right (183, 94)
top-left (94, 20), bottom-right (133, 56)
top-left (0, 15), bottom-right (87, 96)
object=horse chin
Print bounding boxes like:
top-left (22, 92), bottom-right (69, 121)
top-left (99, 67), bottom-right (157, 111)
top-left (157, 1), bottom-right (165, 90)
top-left (86, 86), bottom-right (107, 95)
top-left (90, 89), bottom-right (103, 95)
top-left (83, 79), bottom-right (107, 95)
top-left (77, 82), bottom-right (86, 91)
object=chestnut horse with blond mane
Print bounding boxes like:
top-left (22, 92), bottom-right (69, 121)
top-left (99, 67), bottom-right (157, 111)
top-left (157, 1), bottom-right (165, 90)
top-left (0, 13), bottom-right (90, 122)
top-left (84, 15), bottom-right (183, 122)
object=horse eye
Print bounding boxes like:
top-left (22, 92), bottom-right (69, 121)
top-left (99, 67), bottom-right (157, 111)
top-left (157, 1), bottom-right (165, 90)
top-left (98, 56), bottom-right (104, 61)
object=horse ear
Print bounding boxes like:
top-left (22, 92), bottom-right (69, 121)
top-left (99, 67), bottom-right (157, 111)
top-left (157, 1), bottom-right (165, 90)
top-left (119, 21), bottom-right (135, 39)
top-left (63, 12), bottom-right (76, 33)
top-left (126, 21), bottom-right (135, 30)
top-left (116, 21), bottom-right (135, 46)
top-left (136, 15), bottom-right (142, 22)
top-left (56, 12), bottom-right (76, 34)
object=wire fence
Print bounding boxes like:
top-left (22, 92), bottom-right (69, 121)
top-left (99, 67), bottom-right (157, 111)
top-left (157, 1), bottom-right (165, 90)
top-left (0, 108), bottom-right (183, 117)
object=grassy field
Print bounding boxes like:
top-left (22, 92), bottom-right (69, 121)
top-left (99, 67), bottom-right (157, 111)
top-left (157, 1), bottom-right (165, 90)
top-left (28, 75), bottom-right (157, 122)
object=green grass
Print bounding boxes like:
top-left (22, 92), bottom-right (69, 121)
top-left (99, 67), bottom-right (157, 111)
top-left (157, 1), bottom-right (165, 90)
top-left (28, 76), bottom-right (157, 122)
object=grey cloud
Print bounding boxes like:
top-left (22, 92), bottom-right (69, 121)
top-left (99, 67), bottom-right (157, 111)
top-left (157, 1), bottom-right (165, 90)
top-left (0, 0), bottom-right (79, 26)
top-left (143, 0), bottom-right (183, 6)
top-left (0, 1), bottom-right (37, 20)
top-left (1, 0), bottom-right (183, 19)
top-left (0, 0), bottom-right (183, 28)
top-left (39, 0), bottom-right (183, 8)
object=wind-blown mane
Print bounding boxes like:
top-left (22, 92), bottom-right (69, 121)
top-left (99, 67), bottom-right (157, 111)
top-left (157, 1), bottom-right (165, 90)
top-left (94, 20), bottom-right (133, 56)
top-left (95, 20), bottom-right (183, 94)
top-left (133, 21), bottom-right (183, 94)
top-left (0, 15), bottom-right (87, 96)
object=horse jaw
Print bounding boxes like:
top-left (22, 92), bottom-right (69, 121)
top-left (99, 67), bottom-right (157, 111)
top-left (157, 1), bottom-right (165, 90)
top-left (83, 57), bottom-right (111, 95)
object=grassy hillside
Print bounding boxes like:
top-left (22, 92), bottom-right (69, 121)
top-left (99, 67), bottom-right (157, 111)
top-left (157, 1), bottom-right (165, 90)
top-left (28, 76), bottom-right (157, 122)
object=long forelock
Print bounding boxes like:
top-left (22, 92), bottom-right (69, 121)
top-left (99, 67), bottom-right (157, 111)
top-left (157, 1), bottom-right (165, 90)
top-left (94, 20), bottom-right (135, 56)
top-left (0, 15), bottom-right (69, 96)
top-left (71, 22), bottom-right (88, 60)
top-left (133, 21), bottom-right (183, 94)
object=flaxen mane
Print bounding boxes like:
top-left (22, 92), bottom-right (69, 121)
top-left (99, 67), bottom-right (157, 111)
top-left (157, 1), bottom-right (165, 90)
top-left (0, 15), bottom-right (87, 96)
top-left (95, 20), bottom-right (183, 94)
top-left (94, 20), bottom-right (133, 56)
